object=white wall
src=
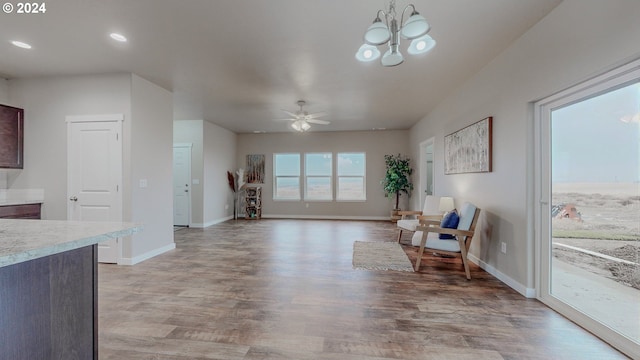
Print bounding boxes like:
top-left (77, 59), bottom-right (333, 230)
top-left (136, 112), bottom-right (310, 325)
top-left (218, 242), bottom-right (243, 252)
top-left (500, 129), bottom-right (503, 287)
top-left (8, 73), bottom-right (175, 264)
top-left (7, 74), bottom-right (132, 219)
top-left (0, 78), bottom-right (11, 188)
top-left (128, 74), bottom-right (175, 261)
top-left (0, 78), bottom-right (8, 103)
top-left (236, 130), bottom-right (411, 219)
top-left (409, 0), bottom-right (640, 295)
top-left (173, 120), bottom-right (204, 225)
top-left (203, 121), bottom-right (237, 225)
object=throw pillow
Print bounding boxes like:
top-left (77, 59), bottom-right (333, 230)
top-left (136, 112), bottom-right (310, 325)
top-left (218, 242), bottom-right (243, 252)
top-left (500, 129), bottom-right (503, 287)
top-left (439, 209), bottom-right (459, 239)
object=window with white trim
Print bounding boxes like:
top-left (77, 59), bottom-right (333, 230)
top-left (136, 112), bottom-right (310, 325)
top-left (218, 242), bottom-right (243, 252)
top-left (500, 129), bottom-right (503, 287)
top-left (304, 152), bottom-right (332, 200)
top-left (337, 152), bottom-right (366, 200)
top-left (273, 153), bottom-right (300, 200)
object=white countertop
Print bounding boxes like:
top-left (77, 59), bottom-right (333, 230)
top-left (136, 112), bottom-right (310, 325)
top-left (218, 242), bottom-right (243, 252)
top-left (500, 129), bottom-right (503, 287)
top-left (0, 200), bottom-right (43, 206)
top-left (0, 219), bottom-right (142, 267)
top-left (0, 188), bottom-right (44, 206)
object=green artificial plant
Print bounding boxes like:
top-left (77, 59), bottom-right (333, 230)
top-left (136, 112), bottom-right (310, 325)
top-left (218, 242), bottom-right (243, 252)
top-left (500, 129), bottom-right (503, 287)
top-left (381, 154), bottom-right (414, 210)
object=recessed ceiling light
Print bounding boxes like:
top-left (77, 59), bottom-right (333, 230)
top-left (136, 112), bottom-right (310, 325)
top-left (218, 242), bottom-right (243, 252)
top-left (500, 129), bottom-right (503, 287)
top-left (109, 33), bottom-right (127, 42)
top-left (253, 131), bottom-right (266, 134)
top-left (11, 41), bottom-right (32, 49)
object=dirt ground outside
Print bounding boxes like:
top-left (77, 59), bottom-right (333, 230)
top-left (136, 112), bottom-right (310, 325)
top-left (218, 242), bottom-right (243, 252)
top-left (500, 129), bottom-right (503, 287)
top-left (552, 183), bottom-right (639, 290)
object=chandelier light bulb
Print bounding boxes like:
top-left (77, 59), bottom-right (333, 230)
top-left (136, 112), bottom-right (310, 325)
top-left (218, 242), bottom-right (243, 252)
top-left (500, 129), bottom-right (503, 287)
top-left (355, 44), bottom-right (381, 62)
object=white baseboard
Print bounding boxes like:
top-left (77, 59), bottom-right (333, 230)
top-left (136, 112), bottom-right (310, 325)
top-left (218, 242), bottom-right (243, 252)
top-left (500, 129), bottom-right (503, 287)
top-left (119, 242), bottom-right (176, 266)
top-left (468, 254), bottom-right (536, 298)
top-left (190, 216), bottom-right (233, 228)
top-left (262, 214), bottom-right (390, 221)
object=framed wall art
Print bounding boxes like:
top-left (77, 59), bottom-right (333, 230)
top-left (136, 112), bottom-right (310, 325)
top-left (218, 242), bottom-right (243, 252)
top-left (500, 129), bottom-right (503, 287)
top-left (444, 117), bottom-right (492, 174)
top-left (246, 154), bottom-right (265, 183)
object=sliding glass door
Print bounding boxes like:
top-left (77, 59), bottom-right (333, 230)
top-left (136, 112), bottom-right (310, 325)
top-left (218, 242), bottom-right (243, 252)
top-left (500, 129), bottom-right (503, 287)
top-left (536, 60), bottom-right (640, 358)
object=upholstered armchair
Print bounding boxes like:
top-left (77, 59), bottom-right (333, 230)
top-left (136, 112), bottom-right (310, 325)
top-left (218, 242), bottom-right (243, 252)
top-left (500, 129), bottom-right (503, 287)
top-left (414, 202), bottom-right (481, 279)
top-left (396, 196), bottom-right (454, 246)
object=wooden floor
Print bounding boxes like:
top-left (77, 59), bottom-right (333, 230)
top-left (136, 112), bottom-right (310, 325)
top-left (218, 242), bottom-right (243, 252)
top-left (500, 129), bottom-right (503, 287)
top-left (98, 219), bottom-right (628, 359)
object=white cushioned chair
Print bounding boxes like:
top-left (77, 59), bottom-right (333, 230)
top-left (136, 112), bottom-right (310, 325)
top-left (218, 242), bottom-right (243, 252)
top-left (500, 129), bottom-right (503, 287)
top-left (414, 202), bottom-right (481, 280)
top-left (396, 195), bottom-right (443, 245)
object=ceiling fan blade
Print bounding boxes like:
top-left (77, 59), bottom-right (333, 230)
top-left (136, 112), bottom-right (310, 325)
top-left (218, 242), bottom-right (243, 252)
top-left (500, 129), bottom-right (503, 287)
top-left (281, 110), bottom-right (299, 118)
top-left (273, 118), bottom-right (296, 121)
top-left (307, 119), bottom-right (330, 125)
top-left (306, 112), bottom-right (327, 119)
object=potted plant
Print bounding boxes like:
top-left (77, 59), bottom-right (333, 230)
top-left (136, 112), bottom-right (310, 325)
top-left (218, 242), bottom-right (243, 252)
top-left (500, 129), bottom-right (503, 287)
top-left (381, 154), bottom-right (414, 222)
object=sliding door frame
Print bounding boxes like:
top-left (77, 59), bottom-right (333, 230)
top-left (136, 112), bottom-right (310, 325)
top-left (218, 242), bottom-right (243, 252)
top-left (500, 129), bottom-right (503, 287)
top-left (534, 58), bottom-right (640, 358)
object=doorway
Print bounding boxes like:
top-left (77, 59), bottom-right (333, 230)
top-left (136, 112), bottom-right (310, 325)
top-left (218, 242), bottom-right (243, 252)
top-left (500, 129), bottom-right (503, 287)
top-left (535, 60), bottom-right (640, 358)
top-left (67, 114), bottom-right (123, 263)
top-left (173, 143), bottom-right (192, 227)
top-left (419, 138), bottom-right (435, 207)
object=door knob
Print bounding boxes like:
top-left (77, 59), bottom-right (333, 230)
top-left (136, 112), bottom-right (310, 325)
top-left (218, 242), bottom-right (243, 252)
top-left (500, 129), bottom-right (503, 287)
top-left (184, 190), bottom-right (189, 193)
top-left (69, 196), bottom-right (78, 202)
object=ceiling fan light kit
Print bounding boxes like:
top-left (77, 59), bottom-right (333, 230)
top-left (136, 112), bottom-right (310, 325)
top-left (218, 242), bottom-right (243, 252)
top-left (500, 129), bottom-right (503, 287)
top-left (356, 0), bottom-right (436, 66)
top-left (276, 100), bottom-right (330, 132)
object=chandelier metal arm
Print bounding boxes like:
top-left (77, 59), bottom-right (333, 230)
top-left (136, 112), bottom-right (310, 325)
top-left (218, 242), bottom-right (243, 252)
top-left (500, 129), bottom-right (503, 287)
top-left (373, 9), bottom-right (388, 26)
top-left (399, 4), bottom-right (417, 28)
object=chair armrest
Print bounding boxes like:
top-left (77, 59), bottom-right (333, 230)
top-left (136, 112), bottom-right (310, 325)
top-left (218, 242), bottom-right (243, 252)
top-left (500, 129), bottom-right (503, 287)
top-left (418, 214), bottom-right (442, 221)
top-left (416, 225), bottom-right (474, 238)
top-left (397, 210), bottom-right (422, 216)
top-left (417, 219), bottom-right (440, 227)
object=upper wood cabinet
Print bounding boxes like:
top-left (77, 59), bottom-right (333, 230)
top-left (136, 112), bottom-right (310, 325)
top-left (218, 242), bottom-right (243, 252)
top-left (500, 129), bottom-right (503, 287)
top-left (0, 104), bottom-right (24, 169)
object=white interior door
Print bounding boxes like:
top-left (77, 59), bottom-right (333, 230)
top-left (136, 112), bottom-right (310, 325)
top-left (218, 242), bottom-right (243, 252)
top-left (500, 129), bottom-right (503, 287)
top-left (173, 144), bottom-right (191, 226)
top-left (67, 115), bottom-right (123, 263)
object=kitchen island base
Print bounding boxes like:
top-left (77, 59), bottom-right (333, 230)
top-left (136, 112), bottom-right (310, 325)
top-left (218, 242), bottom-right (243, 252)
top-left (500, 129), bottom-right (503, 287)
top-left (0, 244), bottom-right (97, 359)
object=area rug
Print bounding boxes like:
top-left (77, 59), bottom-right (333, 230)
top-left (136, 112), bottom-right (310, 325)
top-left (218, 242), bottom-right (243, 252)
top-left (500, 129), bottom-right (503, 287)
top-left (352, 241), bottom-right (414, 272)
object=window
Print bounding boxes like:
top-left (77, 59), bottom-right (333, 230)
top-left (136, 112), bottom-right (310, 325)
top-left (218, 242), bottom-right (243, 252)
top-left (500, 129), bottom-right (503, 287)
top-left (337, 153), bottom-right (366, 200)
top-left (274, 152), bottom-right (367, 202)
top-left (273, 153), bottom-right (300, 200)
top-left (305, 153), bottom-right (332, 200)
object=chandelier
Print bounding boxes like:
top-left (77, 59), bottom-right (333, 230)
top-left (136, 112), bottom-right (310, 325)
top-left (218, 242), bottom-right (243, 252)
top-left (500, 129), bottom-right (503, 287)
top-left (356, 0), bottom-right (435, 66)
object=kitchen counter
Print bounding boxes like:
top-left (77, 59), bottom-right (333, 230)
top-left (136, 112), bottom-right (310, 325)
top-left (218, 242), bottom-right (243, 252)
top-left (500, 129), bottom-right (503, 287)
top-left (0, 219), bottom-right (142, 267)
top-left (0, 219), bottom-right (142, 359)
top-left (0, 199), bottom-right (43, 206)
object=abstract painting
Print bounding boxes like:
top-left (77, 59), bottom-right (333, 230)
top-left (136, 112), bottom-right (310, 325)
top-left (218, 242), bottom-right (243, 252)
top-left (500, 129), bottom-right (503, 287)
top-left (444, 117), bottom-right (492, 174)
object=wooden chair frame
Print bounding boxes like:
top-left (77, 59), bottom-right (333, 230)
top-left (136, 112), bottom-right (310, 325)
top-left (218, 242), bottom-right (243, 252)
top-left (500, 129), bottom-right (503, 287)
top-left (414, 208), bottom-right (481, 279)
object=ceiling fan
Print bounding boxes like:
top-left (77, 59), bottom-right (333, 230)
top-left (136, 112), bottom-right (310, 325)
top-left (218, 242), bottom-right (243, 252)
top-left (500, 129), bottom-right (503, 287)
top-left (276, 100), bottom-right (330, 132)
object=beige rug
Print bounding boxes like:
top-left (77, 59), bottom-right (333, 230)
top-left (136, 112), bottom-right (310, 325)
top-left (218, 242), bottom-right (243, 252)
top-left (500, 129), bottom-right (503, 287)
top-left (352, 241), bottom-right (414, 272)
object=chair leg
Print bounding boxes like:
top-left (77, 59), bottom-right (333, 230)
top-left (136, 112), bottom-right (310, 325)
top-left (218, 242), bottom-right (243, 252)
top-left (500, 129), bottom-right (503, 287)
top-left (397, 229), bottom-right (403, 243)
top-left (414, 233), bottom-right (428, 271)
top-left (459, 243), bottom-right (471, 280)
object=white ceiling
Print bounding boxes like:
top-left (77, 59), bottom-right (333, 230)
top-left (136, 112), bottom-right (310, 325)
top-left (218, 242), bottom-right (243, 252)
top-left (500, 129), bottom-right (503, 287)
top-left (0, 0), bottom-right (562, 133)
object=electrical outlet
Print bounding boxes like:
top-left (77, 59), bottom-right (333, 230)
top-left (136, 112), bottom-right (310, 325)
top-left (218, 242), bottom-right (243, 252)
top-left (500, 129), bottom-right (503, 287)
top-left (501, 242), bottom-right (507, 254)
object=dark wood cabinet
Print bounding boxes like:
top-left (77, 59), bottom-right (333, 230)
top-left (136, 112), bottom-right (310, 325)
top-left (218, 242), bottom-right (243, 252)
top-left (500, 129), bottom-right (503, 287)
top-left (0, 104), bottom-right (24, 169)
top-left (0, 203), bottom-right (42, 219)
top-left (0, 245), bottom-right (97, 360)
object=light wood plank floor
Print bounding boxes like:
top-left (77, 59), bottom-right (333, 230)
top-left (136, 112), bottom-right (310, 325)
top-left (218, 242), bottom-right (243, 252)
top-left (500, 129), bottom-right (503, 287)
top-left (98, 219), bottom-right (628, 359)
